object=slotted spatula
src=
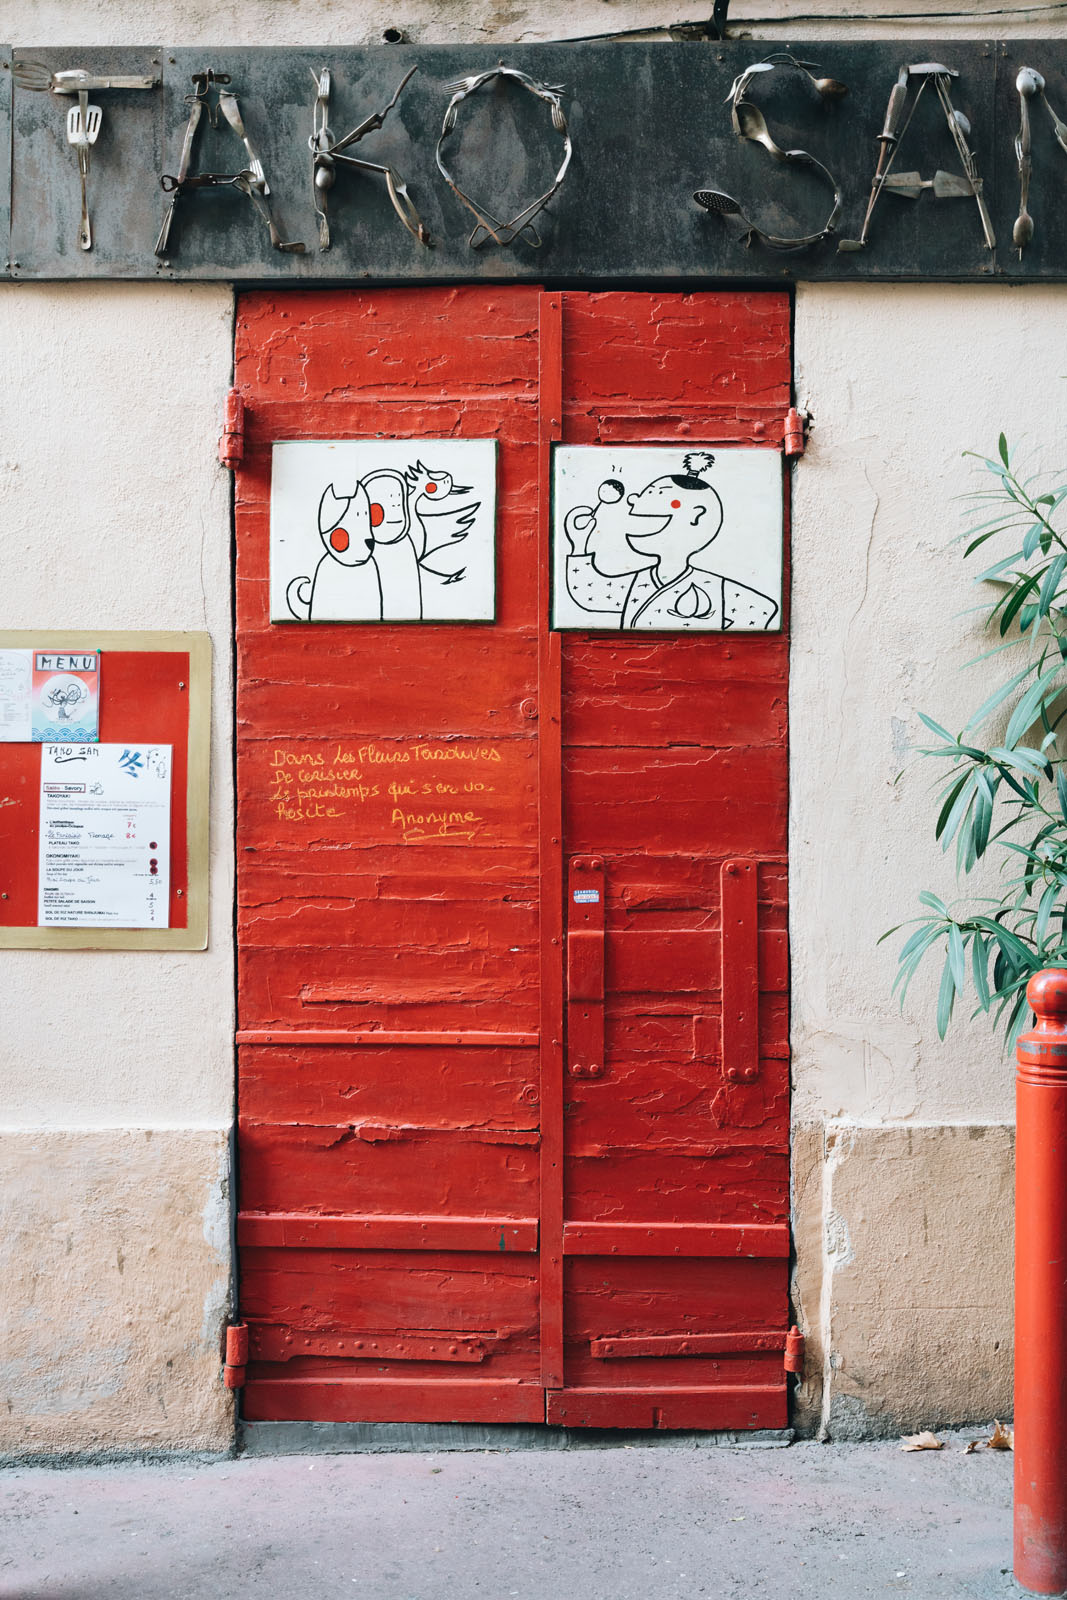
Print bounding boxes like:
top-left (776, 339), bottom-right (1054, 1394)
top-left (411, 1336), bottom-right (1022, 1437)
top-left (66, 90), bottom-right (102, 250)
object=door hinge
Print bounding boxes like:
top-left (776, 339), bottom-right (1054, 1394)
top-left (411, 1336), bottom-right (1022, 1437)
top-left (222, 1320), bottom-right (249, 1389)
top-left (784, 1324), bottom-right (805, 1374)
top-left (784, 406), bottom-right (810, 458)
top-left (218, 388), bottom-right (245, 469)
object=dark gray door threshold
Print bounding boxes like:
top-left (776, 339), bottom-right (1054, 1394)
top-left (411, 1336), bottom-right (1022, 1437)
top-left (239, 1421), bottom-right (794, 1456)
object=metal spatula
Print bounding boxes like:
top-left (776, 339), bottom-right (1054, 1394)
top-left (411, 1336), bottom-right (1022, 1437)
top-left (66, 91), bottom-right (102, 250)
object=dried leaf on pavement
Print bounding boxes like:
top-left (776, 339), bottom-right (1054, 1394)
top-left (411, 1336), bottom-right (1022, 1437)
top-left (962, 1439), bottom-right (980, 1453)
top-left (986, 1420), bottom-right (1014, 1451)
top-left (900, 1431), bottom-right (944, 1452)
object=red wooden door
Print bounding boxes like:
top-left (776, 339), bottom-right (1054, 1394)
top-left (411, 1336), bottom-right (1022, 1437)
top-left (234, 287), bottom-right (791, 1429)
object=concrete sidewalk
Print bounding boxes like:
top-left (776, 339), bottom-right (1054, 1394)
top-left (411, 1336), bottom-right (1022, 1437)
top-left (0, 1430), bottom-right (1017, 1600)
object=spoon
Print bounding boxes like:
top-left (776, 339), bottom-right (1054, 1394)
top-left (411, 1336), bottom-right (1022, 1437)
top-left (1014, 68), bottom-right (1044, 256)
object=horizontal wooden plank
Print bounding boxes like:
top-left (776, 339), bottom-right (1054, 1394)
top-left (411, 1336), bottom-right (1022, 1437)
top-left (239, 847), bottom-right (539, 896)
top-left (238, 1123), bottom-right (539, 1214)
top-left (590, 1331), bottom-right (786, 1358)
top-left (237, 1212), bottom-right (538, 1252)
top-left (561, 293), bottom-right (790, 407)
top-left (238, 288), bottom-right (544, 400)
top-left (596, 853), bottom-right (786, 916)
top-left (564, 745), bottom-right (787, 856)
top-left (250, 1325), bottom-right (494, 1363)
top-left (610, 929), bottom-right (787, 995)
top-left (240, 1247), bottom-right (539, 1331)
top-left (238, 733), bottom-right (537, 853)
top-left (563, 1222), bottom-right (789, 1258)
top-left (243, 1377), bottom-right (546, 1425)
top-left (238, 900), bottom-right (540, 951)
top-left (564, 1066), bottom-right (789, 1155)
top-left (238, 951), bottom-right (540, 1032)
top-left (239, 632), bottom-right (538, 738)
top-left (239, 990), bottom-right (542, 1036)
top-left (237, 1030), bottom-right (538, 1047)
top-left (598, 994), bottom-right (789, 1065)
top-left (567, 1149), bottom-right (787, 1225)
top-left (545, 1384), bottom-right (786, 1430)
top-left (564, 643), bottom-right (786, 750)
top-left (237, 1042), bottom-right (540, 1127)
top-left (563, 1257), bottom-right (786, 1347)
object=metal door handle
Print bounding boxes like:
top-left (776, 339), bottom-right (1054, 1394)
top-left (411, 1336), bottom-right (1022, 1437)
top-left (567, 857), bottom-right (606, 1081)
top-left (721, 858), bottom-right (760, 1083)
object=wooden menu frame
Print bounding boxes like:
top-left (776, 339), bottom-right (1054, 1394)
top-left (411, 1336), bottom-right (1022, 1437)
top-left (0, 630), bottom-right (211, 950)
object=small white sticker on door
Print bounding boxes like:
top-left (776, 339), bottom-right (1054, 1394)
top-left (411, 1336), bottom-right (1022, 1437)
top-left (573, 889), bottom-right (600, 903)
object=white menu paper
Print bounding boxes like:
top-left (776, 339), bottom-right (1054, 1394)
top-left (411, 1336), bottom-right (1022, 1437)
top-left (0, 649), bottom-right (32, 741)
top-left (38, 743), bottom-right (171, 928)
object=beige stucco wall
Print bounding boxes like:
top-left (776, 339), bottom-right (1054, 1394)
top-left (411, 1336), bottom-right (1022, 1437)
top-left (0, 1131), bottom-right (232, 1459)
top-left (3, 3), bottom-right (1061, 1452)
top-left (0, 282), bottom-right (236, 1455)
top-left (10, 0), bottom-right (1062, 43)
top-left (790, 283), bottom-right (1067, 1434)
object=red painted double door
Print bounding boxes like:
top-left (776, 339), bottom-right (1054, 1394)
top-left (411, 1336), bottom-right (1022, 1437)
top-left (234, 288), bottom-right (791, 1428)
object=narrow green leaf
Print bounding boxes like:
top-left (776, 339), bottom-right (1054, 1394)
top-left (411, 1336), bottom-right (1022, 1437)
top-left (1037, 880), bottom-right (1059, 944)
top-left (1005, 664), bottom-right (1067, 747)
top-left (1000, 570), bottom-right (1045, 636)
top-left (948, 922), bottom-right (966, 991)
top-left (1007, 989), bottom-right (1032, 1054)
top-left (919, 890), bottom-right (950, 916)
top-left (897, 922), bottom-right (942, 963)
top-left (1039, 553), bottom-right (1067, 617)
top-left (937, 956), bottom-right (956, 1040)
top-left (1055, 766), bottom-right (1067, 822)
top-left (916, 712), bottom-right (957, 745)
top-left (999, 432), bottom-right (1010, 467)
top-left (989, 746), bottom-right (1050, 775)
top-left (976, 550), bottom-right (1026, 583)
top-left (964, 663), bottom-right (1038, 731)
top-left (964, 530), bottom-right (1002, 558)
top-left (972, 933), bottom-right (991, 1010)
top-left (973, 772), bottom-right (994, 859)
top-left (935, 773), bottom-right (971, 841)
top-left (941, 773), bottom-right (977, 850)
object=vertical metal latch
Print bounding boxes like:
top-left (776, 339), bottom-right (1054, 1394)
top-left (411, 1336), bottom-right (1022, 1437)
top-left (219, 389), bottom-right (245, 469)
top-left (222, 1321), bottom-right (249, 1388)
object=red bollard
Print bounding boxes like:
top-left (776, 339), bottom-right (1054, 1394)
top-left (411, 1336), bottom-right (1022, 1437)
top-left (1015, 968), bottom-right (1067, 1593)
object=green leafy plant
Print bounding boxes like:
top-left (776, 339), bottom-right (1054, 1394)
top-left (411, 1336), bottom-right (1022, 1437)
top-left (887, 435), bottom-right (1067, 1049)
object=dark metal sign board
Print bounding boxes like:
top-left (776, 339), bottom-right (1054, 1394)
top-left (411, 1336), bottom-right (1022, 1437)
top-left (6, 40), bottom-right (1067, 281)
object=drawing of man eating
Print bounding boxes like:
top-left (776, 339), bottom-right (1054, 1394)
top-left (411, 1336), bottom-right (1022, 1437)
top-left (562, 451), bottom-right (778, 631)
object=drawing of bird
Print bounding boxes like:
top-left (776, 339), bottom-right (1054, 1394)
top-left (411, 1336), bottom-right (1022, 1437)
top-left (402, 459), bottom-right (481, 582)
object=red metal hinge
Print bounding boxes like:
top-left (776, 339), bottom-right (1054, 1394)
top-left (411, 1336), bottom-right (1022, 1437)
top-left (218, 389), bottom-right (245, 468)
top-left (784, 1324), bottom-right (805, 1374)
top-left (222, 1321), bottom-right (249, 1389)
top-left (783, 406), bottom-right (808, 458)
